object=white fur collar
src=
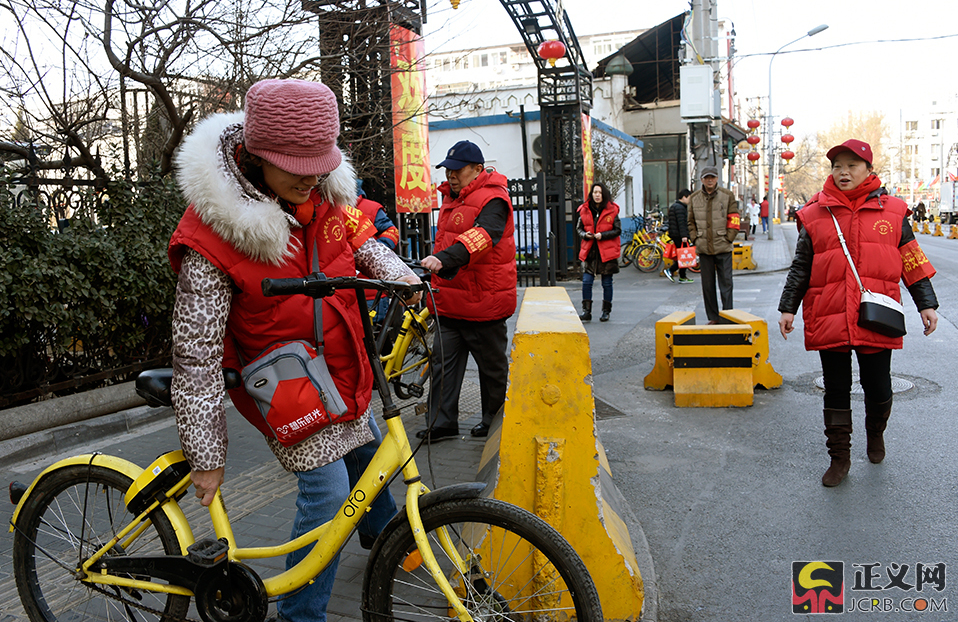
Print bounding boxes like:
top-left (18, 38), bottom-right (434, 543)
top-left (174, 112), bottom-right (356, 266)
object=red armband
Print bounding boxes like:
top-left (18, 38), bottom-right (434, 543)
top-left (378, 226), bottom-right (400, 248)
top-left (727, 212), bottom-right (740, 230)
top-left (455, 226), bottom-right (493, 256)
top-left (342, 204), bottom-right (376, 250)
top-left (900, 239), bottom-right (935, 285)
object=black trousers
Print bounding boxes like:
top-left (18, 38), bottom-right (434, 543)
top-left (699, 251), bottom-right (733, 322)
top-left (427, 317), bottom-right (509, 430)
top-left (819, 349), bottom-right (893, 410)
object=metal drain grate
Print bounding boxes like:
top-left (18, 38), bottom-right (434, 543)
top-left (813, 375), bottom-right (914, 394)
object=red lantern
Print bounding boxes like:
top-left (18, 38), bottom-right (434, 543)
top-left (747, 119), bottom-right (761, 129)
top-left (781, 150), bottom-right (795, 161)
top-left (747, 135), bottom-right (761, 145)
top-left (781, 133), bottom-right (794, 145)
top-left (781, 117), bottom-right (794, 128)
top-left (747, 151), bottom-right (761, 161)
top-left (537, 40), bottom-right (567, 67)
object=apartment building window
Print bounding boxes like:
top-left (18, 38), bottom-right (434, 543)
top-left (931, 119), bottom-right (942, 130)
top-left (499, 51), bottom-right (508, 65)
top-left (905, 121), bottom-right (917, 131)
top-left (442, 58), bottom-right (451, 71)
top-left (479, 54), bottom-right (488, 67)
top-left (932, 168), bottom-right (941, 178)
top-left (905, 145), bottom-right (916, 155)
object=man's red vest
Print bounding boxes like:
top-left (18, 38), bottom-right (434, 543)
top-left (169, 198), bottom-right (373, 436)
top-left (797, 192), bottom-right (932, 350)
top-left (432, 169), bottom-right (517, 321)
top-left (577, 201), bottom-right (621, 262)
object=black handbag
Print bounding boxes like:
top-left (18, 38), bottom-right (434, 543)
top-left (827, 207), bottom-right (906, 338)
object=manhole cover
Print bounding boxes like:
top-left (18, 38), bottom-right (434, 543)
top-left (813, 375), bottom-right (914, 394)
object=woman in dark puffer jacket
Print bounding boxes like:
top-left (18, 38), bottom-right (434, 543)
top-left (778, 139), bottom-right (938, 488)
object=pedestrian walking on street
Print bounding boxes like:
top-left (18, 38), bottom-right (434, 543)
top-left (760, 195), bottom-right (770, 233)
top-left (778, 139), bottom-right (939, 488)
top-left (688, 166), bottom-right (739, 323)
top-left (169, 78), bottom-right (420, 622)
top-left (576, 182), bottom-right (622, 322)
top-left (748, 197), bottom-right (761, 237)
top-left (665, 189), bottom-right (693, 283)
top-left (419, 140), bottom-right (517, 441)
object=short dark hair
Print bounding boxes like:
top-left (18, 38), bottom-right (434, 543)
top-left (677, 189), bottom-right (691, 201)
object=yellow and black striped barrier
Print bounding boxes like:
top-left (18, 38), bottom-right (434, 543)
top-left (732, 242), bottom-right (757, 270)
top-left (922, 221), bottom-right (931, 234)
top-left (934, 222), bottom-right (944, 236)
top-left (644, 309), bottom-right (782, 406)
top-left (478, 287), bottom-right (644, 620)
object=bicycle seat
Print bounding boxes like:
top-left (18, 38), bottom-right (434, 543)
top-left (136, 368), bottom-right (242, 408)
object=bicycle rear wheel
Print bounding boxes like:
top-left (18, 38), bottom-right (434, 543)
top-left (618, 241), bottom-right (635, 267)
top-left (393, 313), bottom-right (436, 400)
top-left (363, 497), bottom-right (602, 621)
top-left (12, 465), bottom-right (189, 622)
top-left (633, 243), bottom-right (663, 273)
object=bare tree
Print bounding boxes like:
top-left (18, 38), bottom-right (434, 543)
top-left (591, 131), bottom-right (640, 200)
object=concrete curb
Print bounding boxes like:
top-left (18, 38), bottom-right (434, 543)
top-left (0, 404), bottom-right (171, 470)
top-left (0, 380), bottom-right (146, 442)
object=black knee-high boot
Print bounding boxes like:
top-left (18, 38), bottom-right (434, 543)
top-left (579, 300), bottom-right (592, 322)
top-left (600, 300), bottom-right (612, 322)
top-left (822, 408), bottom-right (852, 487)
top-left (864, 396), bottom-right (892, 464)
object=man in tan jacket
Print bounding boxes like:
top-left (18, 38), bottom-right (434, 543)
top-left (688, 166), bottom-right (740, 323)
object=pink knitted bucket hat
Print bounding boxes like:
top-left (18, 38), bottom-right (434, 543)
top-left (243, 79), bottom-right (342, 176)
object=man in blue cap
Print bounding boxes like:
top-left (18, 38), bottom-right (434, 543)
top-left (418, 140), bottom-right (517, 440)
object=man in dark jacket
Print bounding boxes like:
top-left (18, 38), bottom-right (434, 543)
top-left (665, 189), bottom-right (693, 283)
top-left (688, 166), bottom-right (739, 323)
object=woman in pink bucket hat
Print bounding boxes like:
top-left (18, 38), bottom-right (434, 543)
top-left (168, 78), bottom-right (420, 621)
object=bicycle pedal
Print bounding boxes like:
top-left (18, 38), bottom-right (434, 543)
top-left (188, 537), bottom-right (230, 568)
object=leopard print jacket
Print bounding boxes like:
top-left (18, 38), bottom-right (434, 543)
top-left (171, 112), bottom-right (413, 473)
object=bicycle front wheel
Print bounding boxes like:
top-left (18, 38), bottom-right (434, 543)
top-left (394, 313), bottom-right (436, 400)
top-left (12, 465), bottom-right (190, 622)
top-left (633, 243), bottom-right (663, 273)
top-left (617, 241), bottom-right (635, 267)
top-left (362, 497), bottom-right (602, 621)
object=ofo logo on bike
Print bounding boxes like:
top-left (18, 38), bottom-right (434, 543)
top-left (792, 561), bottom-right (948, 615)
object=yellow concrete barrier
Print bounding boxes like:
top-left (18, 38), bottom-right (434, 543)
top-left (732, 242), bottom-right (757, 270)
top-left (644, 311), bottom-right (695, 390)
top-left (913, 221), bottom-right (919, 232)
top-left (949, 225), bottom-right (958, 239)
top-left (644, 309), bottom-right (782, 399)
top-left (673, 323), bottom-right (754, 406)
top-left (934, 222), bottom-right (944, 236)
top-left (478, 287), bottom-right (644, 620)
top-left (922, 221), bottom-right (931, 234)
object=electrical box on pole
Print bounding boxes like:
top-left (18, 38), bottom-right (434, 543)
top-left (680, 65), bottom-right (717, 122)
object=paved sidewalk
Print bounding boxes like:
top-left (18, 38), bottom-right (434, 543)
top-left (0, 222), bottom-right (800, 621)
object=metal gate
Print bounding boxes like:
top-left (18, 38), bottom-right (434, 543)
top-left (509, 173), bottom-right (566, 287)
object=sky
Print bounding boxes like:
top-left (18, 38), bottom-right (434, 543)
top-left (421, 0), bottom-right (958, 140)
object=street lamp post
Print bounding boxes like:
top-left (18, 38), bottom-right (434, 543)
top-left (766, 24), bottom-right (828, 240)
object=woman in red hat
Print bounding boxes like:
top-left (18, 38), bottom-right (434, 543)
top-left (778, 139), bottom-right (938, 487)
top-left (169, 78), bottom-right (420, 621)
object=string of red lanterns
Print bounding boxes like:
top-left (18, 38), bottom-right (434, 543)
top-left (780, 117), bottom-right (795, 162)
top-left (746, 119), bottom-right (761, 162)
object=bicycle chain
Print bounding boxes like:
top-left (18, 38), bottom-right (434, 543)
top-left (87, 581), bottom-right (202, 622)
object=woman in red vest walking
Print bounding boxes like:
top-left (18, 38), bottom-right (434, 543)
top-left (576, 182), bottom-right (621, 322)
top-left (778, 139), bottom-right (938, 487)
top-left (168, 79), bottom-right (421, 621)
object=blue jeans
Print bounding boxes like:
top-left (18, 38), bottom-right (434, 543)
top-left (277, 415), bottom-right (398, 622)
top-left (761, 216), bottom-right (769, 232)
top-left (582, 272), bottom-right (613, 302)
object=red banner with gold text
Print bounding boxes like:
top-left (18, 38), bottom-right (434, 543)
top-left (581, 113), bottom-right (594, 203)
top-left (390, 25), bottom-right (432, 213)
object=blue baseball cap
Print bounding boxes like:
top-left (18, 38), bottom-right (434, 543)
top-left (436, 140), bottom-right (484, 169)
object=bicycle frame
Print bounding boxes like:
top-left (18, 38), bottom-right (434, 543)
top-left (13, 278), bottom-right (478, 620)
top-left (380, 305), bottom-right (431, 382)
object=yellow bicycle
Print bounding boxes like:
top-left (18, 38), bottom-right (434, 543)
top-left (9, 275), bottom-right (602, 622)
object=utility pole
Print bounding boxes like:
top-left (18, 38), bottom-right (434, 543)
top-left (683, 0), bottom-right (721, 186)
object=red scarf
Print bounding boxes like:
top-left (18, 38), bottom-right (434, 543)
top-left (822, 174), bottom-right (882, 210)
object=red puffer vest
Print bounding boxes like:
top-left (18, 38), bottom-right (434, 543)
top-left (797, 191), bottom-right (910, 350)
top-left (577, 201), bottom-right (621, 262)
top-left (432, 169), bottom-right (517, 321)
top-left (169, 198), bottom-right (373, 437)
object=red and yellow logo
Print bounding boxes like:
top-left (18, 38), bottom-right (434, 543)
top-left (873, 219), bottom-right (895, 236)
top-left (323, 216), bottom-right (344, 243)
top-left (792, 561), bottom-right (844, 614)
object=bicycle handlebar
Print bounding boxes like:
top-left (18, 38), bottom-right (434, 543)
top-left (262, 273), bottom-right (428, 301)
